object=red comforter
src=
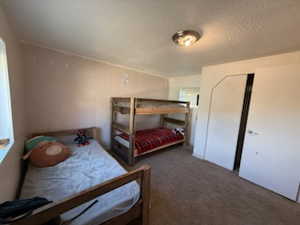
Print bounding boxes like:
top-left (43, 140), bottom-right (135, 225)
top-left (120, 127), bottom-right (184, 155)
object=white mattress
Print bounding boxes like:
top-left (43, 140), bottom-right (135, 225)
top-left (20, 139), bottom-right (140, 225)
top-left (114, 135), bottom-right (130, 148)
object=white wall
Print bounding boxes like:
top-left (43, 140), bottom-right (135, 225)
top-left (0, 6), bottom-right (26, 201)
top-left (194, 50), bottom-right (300, 160)
top-left (22, 44), bottom-right (169, 148)
top-left (168, 74), bottom-right (201, 146)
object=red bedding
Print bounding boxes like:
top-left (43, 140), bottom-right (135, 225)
top-left (120, 127), bottom-right (184, 155)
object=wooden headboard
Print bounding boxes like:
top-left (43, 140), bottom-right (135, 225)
top-left (30, 127), bottom-right (99, 141)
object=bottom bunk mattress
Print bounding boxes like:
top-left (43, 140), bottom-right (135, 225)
top-left (114, 127), bottom-right (184, 155)
top-left (20, 138), bottom-right (140, 225)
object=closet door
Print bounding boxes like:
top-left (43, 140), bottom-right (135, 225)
top-left (239, 65), bottom-right (300, 201)
top-left (205, 75), bottom-right (247, 170)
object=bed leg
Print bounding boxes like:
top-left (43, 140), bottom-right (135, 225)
top-left (184, 102), bottom-right (191, 147)
top-left (130, 156), bottom-right (135, 166)
top-left (128, 155), bottom-right (135, 166)
top-left (128, 135), bottom-right (135, 166)
top-left (128, 97), bottom-right (136, 166)
top-left (141, 165), bottom-right (151, 225)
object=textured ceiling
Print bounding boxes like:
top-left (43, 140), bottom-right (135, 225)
top-left (2, 0), bottom-right (300, 77)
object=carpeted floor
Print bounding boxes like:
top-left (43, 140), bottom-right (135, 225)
top-left (133, 146), bottom-right (300, 225)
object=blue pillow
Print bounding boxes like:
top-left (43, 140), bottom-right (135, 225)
top-left (25, 136), bottom-right (57, 151)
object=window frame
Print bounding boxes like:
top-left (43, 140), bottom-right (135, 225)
top-left (179, 87), bottom-right (200, 108)
top-left (0, 38), bottom-right (14, 162)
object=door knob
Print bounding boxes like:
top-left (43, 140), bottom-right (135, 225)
top-left (247, 130), bottom-right (259, 135)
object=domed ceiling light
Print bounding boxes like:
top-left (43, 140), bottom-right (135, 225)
top-left (172, 30), bottom-right (201, 47)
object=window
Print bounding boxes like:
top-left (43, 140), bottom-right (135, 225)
top-left (0, 38), bottom-right (14, 162)
top-left (179, 87), bottom-right (200, 107)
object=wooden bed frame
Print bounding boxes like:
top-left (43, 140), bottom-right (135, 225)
top-left (14, 127), bottom-right (151, 225)
top-left (111, 97), bottom-right (190, 166)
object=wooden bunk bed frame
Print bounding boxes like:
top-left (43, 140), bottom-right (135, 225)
top-left (14, 127), bottom-right (151, 225)
top-left (111, 97), bottom-right (190, 166)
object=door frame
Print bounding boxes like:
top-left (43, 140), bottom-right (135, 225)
top-left (233, 73), bottom-right (255, 171)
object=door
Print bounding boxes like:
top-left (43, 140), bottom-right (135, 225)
top-left (205, 75), bottom-right (247, 170)
top-left (239, 65), bottom-right (300, 201)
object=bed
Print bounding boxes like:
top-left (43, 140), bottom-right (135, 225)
top-left (114, 127), bottom-right (184, 156)
top-left (14, 127), bottom-right (151, 225)
top-left (111, 97), bottom-right (190, 165)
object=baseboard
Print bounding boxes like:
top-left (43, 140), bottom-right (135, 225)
top-left (192, 152), bottom-right (203, 159)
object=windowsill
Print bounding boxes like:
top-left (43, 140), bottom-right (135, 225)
top-left (0, 141), bottom-right (14, 163)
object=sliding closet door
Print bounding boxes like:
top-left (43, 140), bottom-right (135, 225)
top-left (205, 75), bottom-right (247, 170)
top-left (239, 65), bottom-right (300, 201)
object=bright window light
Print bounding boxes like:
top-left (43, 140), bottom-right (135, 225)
top-left (0, 38), bottom-right (14, 163)
top-left (179, 88), bottom-right (200, 108)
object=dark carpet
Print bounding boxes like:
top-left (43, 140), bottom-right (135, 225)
top-left (133, 146), bottom-right (300, 225)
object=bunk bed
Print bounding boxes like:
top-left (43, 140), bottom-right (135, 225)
top-left (14, 127), bottom-right (151, 225)
top-left (111, 97), bottom-right (190, 165)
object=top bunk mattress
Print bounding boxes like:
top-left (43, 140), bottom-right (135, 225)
top-left (20, 138), bottom-right (140, 225)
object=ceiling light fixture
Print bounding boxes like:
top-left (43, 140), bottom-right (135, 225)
top-left (172, 30), bottom-right (201, 47)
